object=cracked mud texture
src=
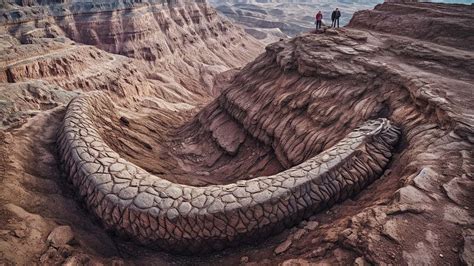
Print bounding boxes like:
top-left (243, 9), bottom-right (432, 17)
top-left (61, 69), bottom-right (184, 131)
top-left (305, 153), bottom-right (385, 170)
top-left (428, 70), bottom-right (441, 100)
top-left (58, 92), bottom-right (400, 253)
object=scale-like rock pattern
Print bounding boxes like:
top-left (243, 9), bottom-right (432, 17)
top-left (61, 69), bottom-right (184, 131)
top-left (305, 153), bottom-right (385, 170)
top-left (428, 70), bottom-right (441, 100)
top-left (57, 92), bottom-right (400, 253)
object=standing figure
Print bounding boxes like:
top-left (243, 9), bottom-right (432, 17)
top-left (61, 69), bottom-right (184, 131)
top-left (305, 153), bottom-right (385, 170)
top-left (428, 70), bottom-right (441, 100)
top-left (315, 11), bottom-right (323, 30)
top-left (331, 8), bottom-right (341, 28)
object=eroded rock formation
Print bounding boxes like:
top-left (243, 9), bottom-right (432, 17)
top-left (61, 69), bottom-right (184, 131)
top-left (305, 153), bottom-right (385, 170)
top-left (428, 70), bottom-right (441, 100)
top-left (349, 2), bottom-right (474, 50)
top-left (0, 1), bottom-right (473, 265)
top-left (58, 92), bottom-right (400, 253)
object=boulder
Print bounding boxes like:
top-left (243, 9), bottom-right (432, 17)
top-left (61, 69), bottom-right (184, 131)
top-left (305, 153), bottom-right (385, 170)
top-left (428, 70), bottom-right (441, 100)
top-left (47, 226), bottom-right (74, 247)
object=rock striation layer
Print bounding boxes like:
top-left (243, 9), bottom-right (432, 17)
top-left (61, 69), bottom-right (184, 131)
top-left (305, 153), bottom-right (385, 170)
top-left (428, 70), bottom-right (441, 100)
top-left (349, 2), bottom-right (474, 51)
top-left (0, 1), bottom-right (473, 265)
top-left (1, 0), bottom-right (263, 99)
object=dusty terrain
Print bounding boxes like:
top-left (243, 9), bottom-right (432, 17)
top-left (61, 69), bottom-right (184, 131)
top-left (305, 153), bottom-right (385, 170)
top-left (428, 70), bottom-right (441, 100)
top-left (1, 1), bottom-right (473, 265)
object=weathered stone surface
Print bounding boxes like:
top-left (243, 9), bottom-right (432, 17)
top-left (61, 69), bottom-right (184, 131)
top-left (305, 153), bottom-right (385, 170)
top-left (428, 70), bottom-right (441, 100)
top-left (134, 193), bottom-right (155, 209)
top-left (57, 92), bottom-right (399, 252)
top-left (443, 205), bottom-right (471, 226)
top-left (442, 176), bottom-right (473, 206)
top-left (353, 257), bottom-right (370, 266)
top-left (305, 221), bottom-right (319, 231)
top-left (0, 1), bottom-right (474, 265)
top-left (413, 168), bottom-right (440, 192)
top-left (382, 220), bottom-right (402, 244)
top-left (403, 242), bottom-right (434, 265)
top-left (280, 259), bottom-right (311, 266)
top-left (274, 238), bottom-right (293, 255)
top-left (47, 225), bottom-right (74, 248)
top-left (461, 229), bottom-right (474, 265)
top-left (394, 185), bottom-right (432, 205)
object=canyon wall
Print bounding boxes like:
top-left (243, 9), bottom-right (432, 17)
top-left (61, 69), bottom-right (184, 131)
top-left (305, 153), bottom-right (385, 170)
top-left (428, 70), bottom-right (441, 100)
top-left (0, 1), bottom-right (473, 265)
top-left (1, 0), bottom-right (263, 103)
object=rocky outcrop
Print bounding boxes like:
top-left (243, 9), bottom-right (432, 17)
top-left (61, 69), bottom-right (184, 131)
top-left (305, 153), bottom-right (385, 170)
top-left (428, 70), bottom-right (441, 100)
top-left (57, 92), bottom-right (399, 253)
top-left (0, 45), bottom-right (152, 96)
top-left (0, 1), bottom-right (262, 261)
top-left (1, 1), bottom-right (473, 265)
top-left (349, 2), bottom-right (474, 50)
top-left (157, 3), bottom-right (471, 260)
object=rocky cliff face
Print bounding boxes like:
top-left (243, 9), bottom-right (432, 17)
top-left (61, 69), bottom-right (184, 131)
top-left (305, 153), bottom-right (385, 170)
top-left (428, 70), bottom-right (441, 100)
top-left (349, 2), bottom-right (474, 50)
top-left (0, 1), bottom-right (263, 262)
top-left (0, 1), bottom-right (473, 265)
top-left (1, 0), bottom-right (262, 100)
top-left (183, 25), bottom-right (472, 264)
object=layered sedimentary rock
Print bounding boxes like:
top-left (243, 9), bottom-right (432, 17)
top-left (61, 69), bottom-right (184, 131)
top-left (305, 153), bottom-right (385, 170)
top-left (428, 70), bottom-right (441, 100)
top-left (349, 2), bottom-right (474, 50)
top-left (1, 0), bottom-right (263, 101)
top-left (0, 1), bottom-right (473, 265)
top-left (0, 0), bottom-right (263, 129)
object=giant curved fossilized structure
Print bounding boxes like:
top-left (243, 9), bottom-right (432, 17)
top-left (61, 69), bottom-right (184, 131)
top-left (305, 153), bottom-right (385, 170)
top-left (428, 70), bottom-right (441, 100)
top-left (57, 92), bottom-right (400, 253)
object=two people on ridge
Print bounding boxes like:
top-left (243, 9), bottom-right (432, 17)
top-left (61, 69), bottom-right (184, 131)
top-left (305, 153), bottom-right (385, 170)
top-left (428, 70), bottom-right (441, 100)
top-left (315, 8), bottom-right (341, 30)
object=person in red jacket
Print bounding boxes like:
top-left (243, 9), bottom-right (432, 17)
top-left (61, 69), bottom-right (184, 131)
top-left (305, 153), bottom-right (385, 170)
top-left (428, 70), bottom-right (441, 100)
top-left (315, 11), bottom-right (323, 30)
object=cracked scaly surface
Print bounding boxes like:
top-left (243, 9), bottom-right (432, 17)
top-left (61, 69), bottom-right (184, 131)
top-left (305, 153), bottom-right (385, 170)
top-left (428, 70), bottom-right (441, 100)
top-left (57, 92), bottom-right (400, 253)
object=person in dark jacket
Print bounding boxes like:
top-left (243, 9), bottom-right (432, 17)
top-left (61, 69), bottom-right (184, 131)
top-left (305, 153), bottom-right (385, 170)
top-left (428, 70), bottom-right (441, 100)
top-left (315, 11), bottom-right (323, 30)
top-left (331, 8), bottom-right (341, 28)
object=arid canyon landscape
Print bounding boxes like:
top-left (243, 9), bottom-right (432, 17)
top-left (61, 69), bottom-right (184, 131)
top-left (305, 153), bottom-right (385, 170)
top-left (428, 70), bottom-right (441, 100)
top-left (0, 0), bottom-right (473, 265)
